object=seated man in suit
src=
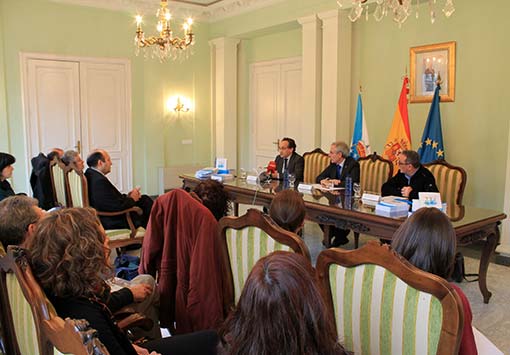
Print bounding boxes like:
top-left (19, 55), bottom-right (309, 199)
top-left (61, 150), bottom-right (85, 172)
top-left (270, 137), bottom-right (304, 183)
top-left (316, 141), bottom-right (360, 247)
top-left (85, 150), bottom-right (153, 230)
top-left (381, 150), bottom-right (438, 200)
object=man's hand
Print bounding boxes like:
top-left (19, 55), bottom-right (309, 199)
top-left (128, 187), bottom-right (141, 201)
top-left (321, 179), bottom-right (340, 187)
top-left (133, 344), bottom-right (160, 355)
top-left (129, 284), bottom-right (152, 302)
top-left (401, 186), bottom-right (413, 198)
top-left (270, 172), bottom-right (279, 179)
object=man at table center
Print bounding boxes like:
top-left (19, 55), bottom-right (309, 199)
top-left (270, 137), bottom-right (304, 183)
top-left (381, 150), bottom-right (438, 200)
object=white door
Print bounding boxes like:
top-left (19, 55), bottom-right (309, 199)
top-left (22, 54), bottom-right (132, 192)
top-left (250, 58), bottom-right (306, 169)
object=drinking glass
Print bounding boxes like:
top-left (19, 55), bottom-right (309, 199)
top-left (353, 183), bottom-right (361, 199)
top-left (288, 173), bottom-right (296, 188)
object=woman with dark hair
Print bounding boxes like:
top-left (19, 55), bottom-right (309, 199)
top-left (0, 152), bottom-right (16, 202)
top-left (269, 189), bottom-right (305, 233)
top-left (193, 180), bottom-right (231, 220)
top-left (392, 208), bottom-right (477, 355)
top-left (219, 251), bottom-right (346, 355)
top-left (27, 208), bottom-right (218, 355)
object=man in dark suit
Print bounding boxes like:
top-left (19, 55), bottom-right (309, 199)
top-left (270, 137), bottom-right (304, 183)
top-left (85, 150), bottom-right (153, 230)
top-left (316, 141), bottom-right (360, 247)
top-left (382, 150), bottom-right (438, 199)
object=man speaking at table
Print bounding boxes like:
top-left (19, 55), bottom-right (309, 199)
top-left (270, 137), bottom-right (304, 183)
top-left (382, 150), bottom-right (438, 199)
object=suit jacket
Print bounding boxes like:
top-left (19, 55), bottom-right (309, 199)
top-left (381, 165), bottom-right (438, 200)
top-left (85, 168), bottom-right (136, 229)
top-left (0, 180), bottom-right (15, 203)
top-left (30, 153), bottom-right (56, 209)
top-left (315, 156), bottom-right (360, 187)
top-left (274, 152), bottom-right (304, 182)
top-left (139, 190), bottom-right (225, 333)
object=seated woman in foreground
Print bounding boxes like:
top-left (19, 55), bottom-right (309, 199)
top-left (218, 251), bottom-right (346, 355)
top-left (27, 208), bottom-right (218, 355)
top-left (268, 189), bottom-right (305, 234)
top-left (391, 207), bottom-right (477, 355)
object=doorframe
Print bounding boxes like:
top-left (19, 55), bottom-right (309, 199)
top-left (249, 56), bottom-right (302, 169)
top-left (19, 52), bottom-right (133, 193)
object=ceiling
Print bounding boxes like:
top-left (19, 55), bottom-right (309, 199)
top-left (50, 0), bottom-right (286, 22)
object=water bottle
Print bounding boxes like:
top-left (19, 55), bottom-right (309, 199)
top-left (345, 175), bottom-right (353, 195)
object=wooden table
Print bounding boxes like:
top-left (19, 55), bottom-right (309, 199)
top-left (181, 175), bottom-right (506, 303)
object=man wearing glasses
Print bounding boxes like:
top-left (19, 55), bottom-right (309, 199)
top-left (382, 150), bottom-right (438, 200)
top-left (270, 137), bottom-right (304, 183)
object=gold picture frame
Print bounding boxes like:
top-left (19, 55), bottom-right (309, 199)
top-left (410, 41), bottom-right (456, 103)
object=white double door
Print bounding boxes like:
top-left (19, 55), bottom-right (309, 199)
top-left (21, 54), bottom-right (132, 192)
top-left (250, 57), bottom-right (308, 169)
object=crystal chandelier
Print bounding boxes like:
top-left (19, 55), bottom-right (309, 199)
top-left (134, 0), bottom-right (195, 61)
top-left (337, 0), bottom-right (455, 27)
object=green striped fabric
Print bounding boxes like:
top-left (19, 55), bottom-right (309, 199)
top-left (226, 227), bottom-right (292, 303)
top-left (68, 170), bottom-right (84, 207)
top-left (106, 227), bottom-right (146, 241)
top-left (52, 164), bottom-right (67, 207)
top-left (303, 152), bottom-right (330, 183)
top-left (329, 264), bottom-right (443, 355)
top-left (359, 159), bottom-right (391, 194)
top-left (6, 274), bottom-right (40, 355)
top-left (427, 165), bottom-right (462, 206)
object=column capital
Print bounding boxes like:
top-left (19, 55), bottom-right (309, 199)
top-left (209, 37), bottom-right (241, 49)
top-left (297, 14), bottom-right (319, 26)
top-left (317, 8), bottom-right (340, 21)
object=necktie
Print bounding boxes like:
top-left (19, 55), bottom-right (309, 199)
top-left (336, 164), bottom-right (342, 179)
top-left (283, 158), bottom-right (288, 172)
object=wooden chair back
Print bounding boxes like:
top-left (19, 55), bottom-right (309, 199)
top-left (358, 152), bottom-right (393, 193)
top-left (316, 241), bottom-right (463, 355)
top-left (65, 163), bottom-right (89, 208)
top-left (0, 246), bottom-right (109, 355)
top-left (218, 209), bottom-right (310, 309)
top-left (424, 160), bottom-right (467, 207)
top-left (302, 148), bottom-right (330, 184)
top-left (49, 158), bottom-right (69, 207)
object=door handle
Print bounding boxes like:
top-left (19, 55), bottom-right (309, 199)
top-left (75, 140), bottom-right (81, 154)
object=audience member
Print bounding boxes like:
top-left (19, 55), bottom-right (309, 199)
top-left (392, 207), bottom-right (477, 355)
top-left (219, 251), bottom-right (345, 355)
top-left (27, 208), bottom-right (218, 355)
top-left (269, 189), bottom-right (305, 233)
top-left (47, 148), bottom-right (64, 161)
top-left (62, 149), bottom-right (85, 171)
top-left (193, 180), bottom-right (231, 221)
top-left (270, 137), bottom-right (304, 182)
top-left (0, 152), bottom-right (17, 202)
top-left (85, 149), bottom-right (153, 229)
top-left (30, 150), bottom-right (60, 209)
top-left (316, 141), bottom-right (360, 246)
top-left (0, 196), bottom-right (44, 252)
top-left (381, 150), bottom-right (438, 200)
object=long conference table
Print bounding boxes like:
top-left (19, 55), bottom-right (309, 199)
top-left (180, 174), bottom-right (506, 304)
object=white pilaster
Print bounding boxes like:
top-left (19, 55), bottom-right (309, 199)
top-left (209, 37), bottom-right (240, 169)
top-left (318, 9), bottom-right (352, 147)
top-left (497, 122), bottom-right (510, 256)
top-left (297, 15), bottom-right (322, 152)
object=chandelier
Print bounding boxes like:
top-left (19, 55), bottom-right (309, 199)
top-left (134, 0), bottom-right (195, 61)
top-left (336, 0), bottom-right (455, 27)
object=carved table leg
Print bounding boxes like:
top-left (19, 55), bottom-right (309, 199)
top-left (478, 228), bottom-right (499, 304)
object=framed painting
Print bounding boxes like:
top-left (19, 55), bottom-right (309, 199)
top-left (409, 41), bottom-right (456, 103)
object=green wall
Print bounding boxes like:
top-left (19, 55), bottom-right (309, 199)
top-left (0, 0), bottom-right (211, 195)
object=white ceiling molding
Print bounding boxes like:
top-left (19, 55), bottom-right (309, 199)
top-left (50, 0), bottom-right (286, 22)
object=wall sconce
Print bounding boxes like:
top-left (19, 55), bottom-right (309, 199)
top-left (166, 95), bottom-right (191, 113)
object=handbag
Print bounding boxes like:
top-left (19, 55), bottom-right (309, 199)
top-left (450, 252), bottom-right (478, 283)
top-left (114, 254), bottom-right (140, 281)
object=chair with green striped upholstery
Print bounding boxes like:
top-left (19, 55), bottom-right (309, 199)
top-left (316, 241), bottom-right (464, 355)
top-left (424, 160), bottom-right (467, 209)
top-left (65, 164), bottom-right (145, 250)
top-left (0, 246), bottom-right (109, 355)
top-left (302, 148), bottom-right (330, 184)
top-left (354, 152), bottom-right (393, 248)
top-left (49, 157), bottom-right (69, 207)
top-left (218, 208), bottom-right (311, 310)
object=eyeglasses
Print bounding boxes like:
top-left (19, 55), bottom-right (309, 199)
top-left (398, 161), bottom-right (410, 166)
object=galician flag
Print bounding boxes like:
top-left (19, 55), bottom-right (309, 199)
top-left (383, 76), bottom-right (412, 175)
top-left (418, 83), bottom-right (445, 163)
top-left (350, 93), bottom-right (371, 159)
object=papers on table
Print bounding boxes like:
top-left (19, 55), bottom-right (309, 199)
top-left (312, 183), bottom-right (344, 191)
top-left (195, 168), bottom-right (214, 179)
top-left (375, 196), bottom-right (410, 218)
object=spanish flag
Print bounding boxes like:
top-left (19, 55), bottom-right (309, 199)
top-left (383, 77), bottom-right (412, 175)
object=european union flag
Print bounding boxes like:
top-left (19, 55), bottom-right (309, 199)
top-left (418, 84), bottom-right (445, 163)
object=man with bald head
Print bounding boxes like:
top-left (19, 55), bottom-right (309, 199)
top-left (85, 150), bottom-right (153, 230)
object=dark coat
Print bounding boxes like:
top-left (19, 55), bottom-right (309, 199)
top-left (0, 180), bottom-right (15, 202)
top-left (381, 165), bottom-right (438, 200)
top-left (315, 156), bottom-right (360, 187)
top-left (274, 152), bottom-right (304, 182)
top-left (30, 153), bottom-right (56, 209)
top-left (139, 190), bottom-right (225, 334)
